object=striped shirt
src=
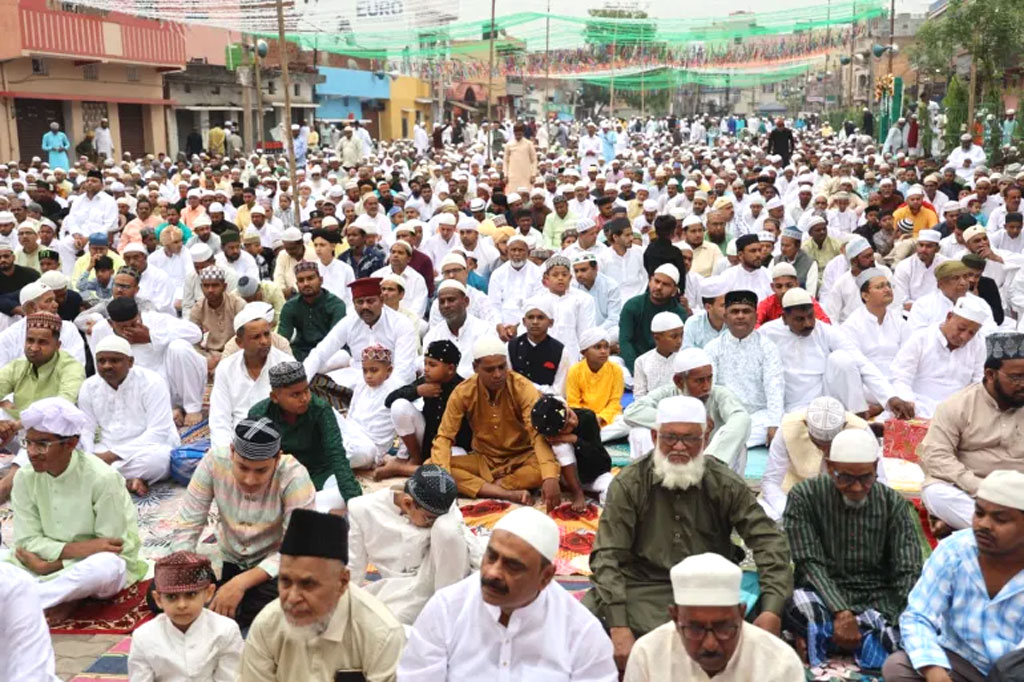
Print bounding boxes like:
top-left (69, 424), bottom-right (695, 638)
top-left (784, 474), bottom-right (923, 621)
top-left (171, 448), bottom-right (315, 578)
top-left (900, 529), bottom-right (1024, 675)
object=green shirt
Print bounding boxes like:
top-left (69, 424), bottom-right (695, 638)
top-left (277, 289), bottom-right (347, 361)
top-left (0, 350), bottom-right (85, 419)
top-left (584, 455), bottom-right (792, 634)
top-left (784, 474), bottom-right (923, 621)
top-left (618, 292), bottom-right (688, 372)
top-left (802, 236), bottom-right (843, 275)
top-left (248, 395), bottom-right (362, 502)
top-left (9, 450), bottom-right (146, 586)
top-left (542, 210), bottom-right (578, 249)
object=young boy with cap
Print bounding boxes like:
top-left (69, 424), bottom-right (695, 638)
top-left (347, 464), bottom-right (480, 625)
top-left (531, 394), bottom-right (613, 511)
top-left (338, 344), bottom-right (401, 469)
top-left (539, 254), bottom-right (597, 361)
top-left (129, 551), bottom-right (243, 681)
top-left (567, 328), bottom-right (628, 442)
top-left (632, 311), bottom-right (683, 398)
top-left (508, 294), bottom-right (571, 396)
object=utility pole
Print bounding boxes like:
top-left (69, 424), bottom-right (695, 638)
top-left (847, 3), bottom-right (856, 108)
top-left (252, 35), bottom-right (265, 148)
top-left (609, 16), bottom-right (618, 119)
top-left (241, 37), bottom-right (253, 152)
top-left (275, 0), bottom-right (301, 228)
top-left (887, 0), bottom-right (895, 75)
top-left (486, 0), bottom-right (496, 122)
top-left (823, 0), bottom-right (831, 115)
top-left (544, 0), bottom-right (550, 125)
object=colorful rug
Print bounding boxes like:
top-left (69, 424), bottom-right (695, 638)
top-left (67, 636), bottom-right (131, 681)
top-left (50, 580), bottom-right (154, 635)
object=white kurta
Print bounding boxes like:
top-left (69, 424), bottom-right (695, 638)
top-left (0, 317), bottom-right (85, 367)
top-left (138, 265), bottom-right (177, 314)
top-left (147, 249), bottom-right (191, 293)
top-left (841, 305), bottom-right (910, 377)
top-left (429, 285), bottom-right (497, 327)
top-left (906, 290), bottom-right (995, 335)
top-left (488, 261), bottom-right (544, 325)
top-left (822, 265), bottom-right (893, 325)
top-left (719, 264), bottom-right (772, 301)
top-left (946, 144), bottom-right (986, 180)
top-left (632, 349), bottom-right (677, 398)
top-left (398, 573), bottom-right (617, 682)
top-left (372, 264), bottom-right (429, 317)
top-left (892, 254), bottom-right (948, 310)
top-left (0, 562), bottom-right (59, 682)
top-left (215, 250), bottom-right (260, 284)
top-left (317, 258), bottom-right (356, 306)
top-left (208, 346), bottom-right (295, 448)
top-left (891, 325), bottom-right (985, 418)
top-left (989, 229), bottom-right (1024, 254)
top-left (526, 289), bottom-right (596, 362)
top-left (623, 621), bottom-right (805, 682)
top-left (127, 609), bottom-right (243, 682)
top-left (303, 306), bottom-right (417, 386)
top-left (78, 367), bottom-right (180, 483)
top-left (422, 314), bottom-right (492, 379)
top-left (347, 488), bottom-right (480, 625)
top-left (818, 254), bottom-right (849, 302)
top-left (598, 245), bottom-right (648, 302)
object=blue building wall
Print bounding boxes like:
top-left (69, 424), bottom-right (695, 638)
top-left (316, 67), bottom-right (391, 122)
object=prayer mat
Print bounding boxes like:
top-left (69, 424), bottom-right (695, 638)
top-left (50, 580), bottom-right (154, 635)
top-left (67, 636), bottom-right (131, 681)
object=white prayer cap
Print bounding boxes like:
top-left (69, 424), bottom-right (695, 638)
top-left (651, 311), bottom-right (684, 333)
top-left (726, 239), bottom-right (737, 257)
top-left (917, 229), bottom-right (941, 244)
top-left (805, 396), bottom-right (847, 441)
top-left (38, 271), bottom-right (67, 290)
top-left (189, 243), bottom-right (213, 263)
top-left (905, 185), bottom-right (925, 198)
top-left (654, 263), bottom-right (680, 284)
top-left (21, 397), bottom-right (88, 437)
top-left (765, 197), bottom-right (784, 211)
top-left (192, 214), bottom-right (212, 229)
top-left (855, 267), bottom-right (888, 289)
top-left (578, 327), bottom-right (609, 352)
top-left (440, 252), bottom-right (467, 269)
top-left (472, 335), bottom-right (507, 360)
top-left (457, 216), bottom-right (480, 231)
top-left (682, 214), bottom-right (703, 229)
top-left (234, 301), bottom-right (274, 332)
top-left (209, 202), bottom-right (224, 213)
top-left (977, 470), bottom-right (1024, 511)
top-left (492, 506), bottom-right (559, 563)
top-left (699, 275), bottom-right (727, 299)
top-left (436, 213), bottom-right (457, 227)
top-left (19, 282), bottom-right (51, 306)
top-left (963, 225), bottom-right (987, 243)
top-left (655, 395), bottom-right (706, 428)
top-left (17, 220), bottom-right (37, 234)
top-left (507, 235), bottom-right (530, 249)
top-left (0, 211), bottom-right (14, 224)
top-left (576, 218), bottom-right (597, 233)
top-left (506, 192), bottom-right (522, 204)
top-left (676, 242), bottom-right (693, 254)
top-left (845, 236), bottom-right (872, 262)
top-left (951, 296), bottom-right (989, 325)
top-left (806, 215), bottom-right (827, 229)
top-left (437, 279), bottom-right (467, 295)
top-left (523, 295), bottom-right (554, 319)
top-left (961, 133), bottom-right (972, 142)
top-left (671, 553), bottom-right (742, 606)
top-left (642, 199), bottom-right (659, 213)
top-left (770, 262), bottom-right (797, 280)
top-left (828, 428), bottom-right (879, 463)
top-left (250, 205), bottom-right (266, 216)
top-left (673, 347), bottom-right (712, 375)
top-left (281, 227), bottom-right (303, 243)
top-left (781, 287), bottom-right (813, 308)
top-left (95, 335), bottom-right (132, 357)
top-left (121, 242), bottom-right (148, 256)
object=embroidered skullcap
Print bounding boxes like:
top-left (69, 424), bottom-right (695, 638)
top-left (348, 277), bottom-right (382, 299)
top-left (770, 262), bottom-right (797, 279)
top-left (269, 360), bottom-right (306, 388)
top-left (782, 226), bottom-right (804, 241)
top-left (18, 281), bottom-right (50, 306)
top-left (578, 327), bottom-right (609, 352)
top-left (25, 311), bottom-right (61, 334)
top-left (95, 335), bottom-right (132, 357)
top-left (656, 395), bottom-right (706, 428)
top-left (758, 231), bottom-right (776, 244)
top-left (523, 295), bottom-right (554, 320)
top-left (242, 227), bottom-right (261, 243)
top-left (106, 296), bottom-right (138, 323)
top-left (531, 395), bottom-right (570, 437)
top-left (735, 234), bottom-right (759, 252)
top-left (189, 243), bottom-right (213, 263)
top-left (781, 287), bottom-right (813, 308)
top-left (425, 339), bottom-right (461, 366)
top-left (280, 508), bottom-right (349, 562)
top-left (828, 428), bottom-right (879, 463)
top-left (544, 254), bottom-right (571, 273)
top-left (855, 267), bottom-right (887, 289)
top-left (199, 265), bottom-right (226, 282)
top-left (952, 296), bottom-right (990, 325)
top-left (653, 263), bottom-right (680, 284)
top-left (805, 396), bottom-right (847, 441)
top-left (38, 271), bottom-right (67, 290)
top-left (673, 347), bottom-right (713, 374)
top-left (20, 397), bottom-right (88, 437)
top-left (963, 225), bottom-right (987, 243)
top-left (361, 343), bottom-right (392, 364)
top-left (572, 251), bottom-right (598, 265)
top-left (917, 229), bottom-right (941, 244)
top-left (806, 215), bottom-right (827, 230)
top-left (977, 470), bottom-right (1024, 511)
top-left (651, 311), bottom-right (684, 333)
top-left (37, 249), bottom-right (59, 264)
top-left (845, 236), bottom-right (872, 261)
top-left (934, 260), bottom-right (969, 280)
top-left (473, 335), bottom-right (507, 360)
top-left (154, 551), bottom-right (213, 594)
top-left (986, 332), bottom-right (1024, 361)
top-left (492, 507), bottom-right (559, 563)
top-left (404, 464), bottom-right (458, 516)
top-left (232, 417), bottom-right (281, 461)
top-left (293, 260), bottom-right (319, 276)
top-left (724, 289), bottom-right (757, 308)
top-left (439, 252), bottom-right (467, 269)
top-left (671, 553), bottom-right (742, 606)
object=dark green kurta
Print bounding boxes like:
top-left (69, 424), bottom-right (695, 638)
top-left (583, 454), bottom-right (792, 635)
top-left (783, 474), bottom-right (922, 621)
top-left (618, 292), bottom-right (688, 372)
top-left (248, 395), bottom-right (362, 501)
top-left (276, 289), bottom-right (346, 361)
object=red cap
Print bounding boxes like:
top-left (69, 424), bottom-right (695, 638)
top-left (348, 277), bottom-right (382, 299)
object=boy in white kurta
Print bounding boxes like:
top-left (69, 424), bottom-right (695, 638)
top-left (632, 312), bottom-right (683, 398)
top-left (337, 343), bottom-right (401, 468)
top-left (128, 551), bottom-right (243, 682)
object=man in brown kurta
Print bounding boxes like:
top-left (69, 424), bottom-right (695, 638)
top-left (431, 336), bottom-right (561, 510)
top-left (503, 123), bottom-right (537, 194)
top-left (189, 265), bottom-right (246, 363)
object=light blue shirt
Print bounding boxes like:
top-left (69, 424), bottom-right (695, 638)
top-left (573, 272), bottom-right (621, 333)
top-left (682, 311), bottom-right (724, 349)
top-left (41, 131), bottom-right (70, 170)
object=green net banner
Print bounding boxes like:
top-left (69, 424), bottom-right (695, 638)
top-left (579, 62), bottom-right (818, 91)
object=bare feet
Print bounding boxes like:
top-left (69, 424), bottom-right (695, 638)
top-left (496, 489), bottom-right (532, 505)
top-left (569, 490), bottom-right (587, 513)
top-left (44, 600), bottom-right (81, 627)
top-left (184, 411), bottom-right (203, 427)
top-left (172, 406), bottom-right (185, 428)
top-left (126, 478), bottom-right (149, 496)
top-left (373, 456), bottom-right (418, 481)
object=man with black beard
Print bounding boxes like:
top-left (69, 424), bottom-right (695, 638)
top-left (583, 394), bottom-right (791, 674)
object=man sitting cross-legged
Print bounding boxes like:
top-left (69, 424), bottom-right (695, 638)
top-left (7, 397), bottom-right (146, 625)
top-left (783, 429), bottom-right (923, 669)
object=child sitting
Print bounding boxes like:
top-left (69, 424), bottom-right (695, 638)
top-left (338, 343), bottom-right (401, 469)
top-left (129, 551), bottom-right (243, 681)
top-left (77, 255), bottom-right (115, 304)
top-left (632, 311), bottom-right (684, 398)
top-left (508, 296), bottom-right (570, 396)
top-left (531, 395), bottom-right (613, 511)
top-left (566, 328), bottom-right (628, 442)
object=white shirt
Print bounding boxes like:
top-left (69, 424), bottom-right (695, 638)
top-left (421, 233), bottom-right (458, 271)
top-left (215, 249), bottom-right (259, 284)
top-left (399, 573), bottom-right (618, 682)
top-left (719, 264), bottom-right (772, 301)
top-left (891, 324), bottom-right (985, 418)
top-left (372, 264), bottom-right (429, 317)
top-left (138, 264), bottom-right (177, 314)
top-left (0, 317), bottom-right (85, 367)
top-left (597, 246), bottom-right (648, 302)
top-left (349, 376), bottom-right (401, 446)
top-left (529, 289), bottom-right (596, 361)
top-left (568, 198), bottom-right (598, 221)
top-left (422, 314), bottom-right (492, 379)
top-left (303, 306), bottom-right (417, 385)
top-left (93, 126), bottom-right (114, 156)
top-left (429, 286), bottom-right (498, 327)
top-left (632, 349), bottom-right (677, 398)
top-left (939, 235), bottom-right (968, 260)
top-left (818, 254), bottom-right (849, 302)
top-left (148, 248), bottom-right (192, 293)
top-left (488, 260), bottom-right (544, 325)
top-left (127, 609), bottom-right (243, 682)
top-left (946, 144), bottom-right (987, 180)
top-left (64, 190), bottom-right (118, 235)
top-left (208, 345), bottom-right (295, 448)
top-left (0, 563), bottom-right (59, 682)
top-left (906, 290), bottom-right (994, 335)
top-left (821, 264), bottom-right (893, 325)
top-left (88, 311), bottom-right (202, 373)
top-left (826, 208), bottom-right (858, 237)
top-left (841, 305), bottom-right (911, 377)
top-left (989, 229), bottom-right (1024, 254)
top-left (892, 254), bottom-right (948, 309)
top-left (316, 257), bottom-right (355, 306)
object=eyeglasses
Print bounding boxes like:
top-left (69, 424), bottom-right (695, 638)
top-left (657, 432), bottom-right (703, 449)
top-left (678, 623), bottom-right (740, 641)
top-left (19, 436), bottom-right (70, 452)
top-left (998, 370), bottom-right (1024, 385)
top-left (831, 470), bottom-right (877, 487)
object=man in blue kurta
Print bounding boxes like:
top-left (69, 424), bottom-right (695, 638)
top-left (41, 122), bottom-right (71, 170)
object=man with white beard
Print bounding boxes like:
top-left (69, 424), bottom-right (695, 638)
top-left (583, 395), bottom-right (792, 675)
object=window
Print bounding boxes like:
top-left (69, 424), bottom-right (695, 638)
top-left (83, 64), bottom-right (98, 81)
top-left (183, 83), bottom-right (192, 93)
top-left (268, 80), bottom-right (277, 95)
top-left (211, 85), bottom-right (221, 95)
top-left (294, 83), bottom-right (301, 97)
top-left (401, 115), bottom-right (408, 138)
top-left (126, 66), bottom-right (139, 82)
top-left (31, 58), bottom-right (48, 76)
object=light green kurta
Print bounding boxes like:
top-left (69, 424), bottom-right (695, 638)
top-left (8, 450), bottom-right (146, 585)
top-left (0, 350), bottom-right (85, 419)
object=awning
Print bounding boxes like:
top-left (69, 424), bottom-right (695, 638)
top-left (414, 97), bottom-right (434, 105)
top-left (182, 105), bottom-right (245, 112)
top-left (0, 91), bottom-right (175, 106)
top-left (449, 100), bottom-right (479, 113)
top-left (267, 101), bottom-right (320, 108)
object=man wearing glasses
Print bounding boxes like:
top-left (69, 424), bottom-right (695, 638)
top-left (783, 428), bottom-right (923, 671)
top-left (623, 552), bottom-right (803, 681)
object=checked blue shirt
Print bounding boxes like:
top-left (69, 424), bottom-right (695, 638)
top-left (900, 529), bottom-right (1024, 676)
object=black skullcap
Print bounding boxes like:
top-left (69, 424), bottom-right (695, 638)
top-left (724, 289), bottom-right (758, 308)
top-left (107, 296), bottom-right (139, 322)
top-left (280, 508), bottom-right (348, 562)
top-left (86, 169), bottom-right (102, 179)
top-left (425, 339), bottom-right (461, 366)
top-left (957, 214), bottom-right (977, 230)
top-left (530, 395), bottom-right (569, 437)
top-left (310, 228), bottom-right (341, 244)
top-left (594, 195), bottom-right (614, 206)
top-left (231, 417), bottom-right (281, 461)
top-left (38, 248), bottom-right (58, 262)
top-left (404, 465), bottom-right (458, 516)
top-left (1006, 212), bottom-right (1023, 224)
top-left (735, 234), bottom-right (760, 252)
